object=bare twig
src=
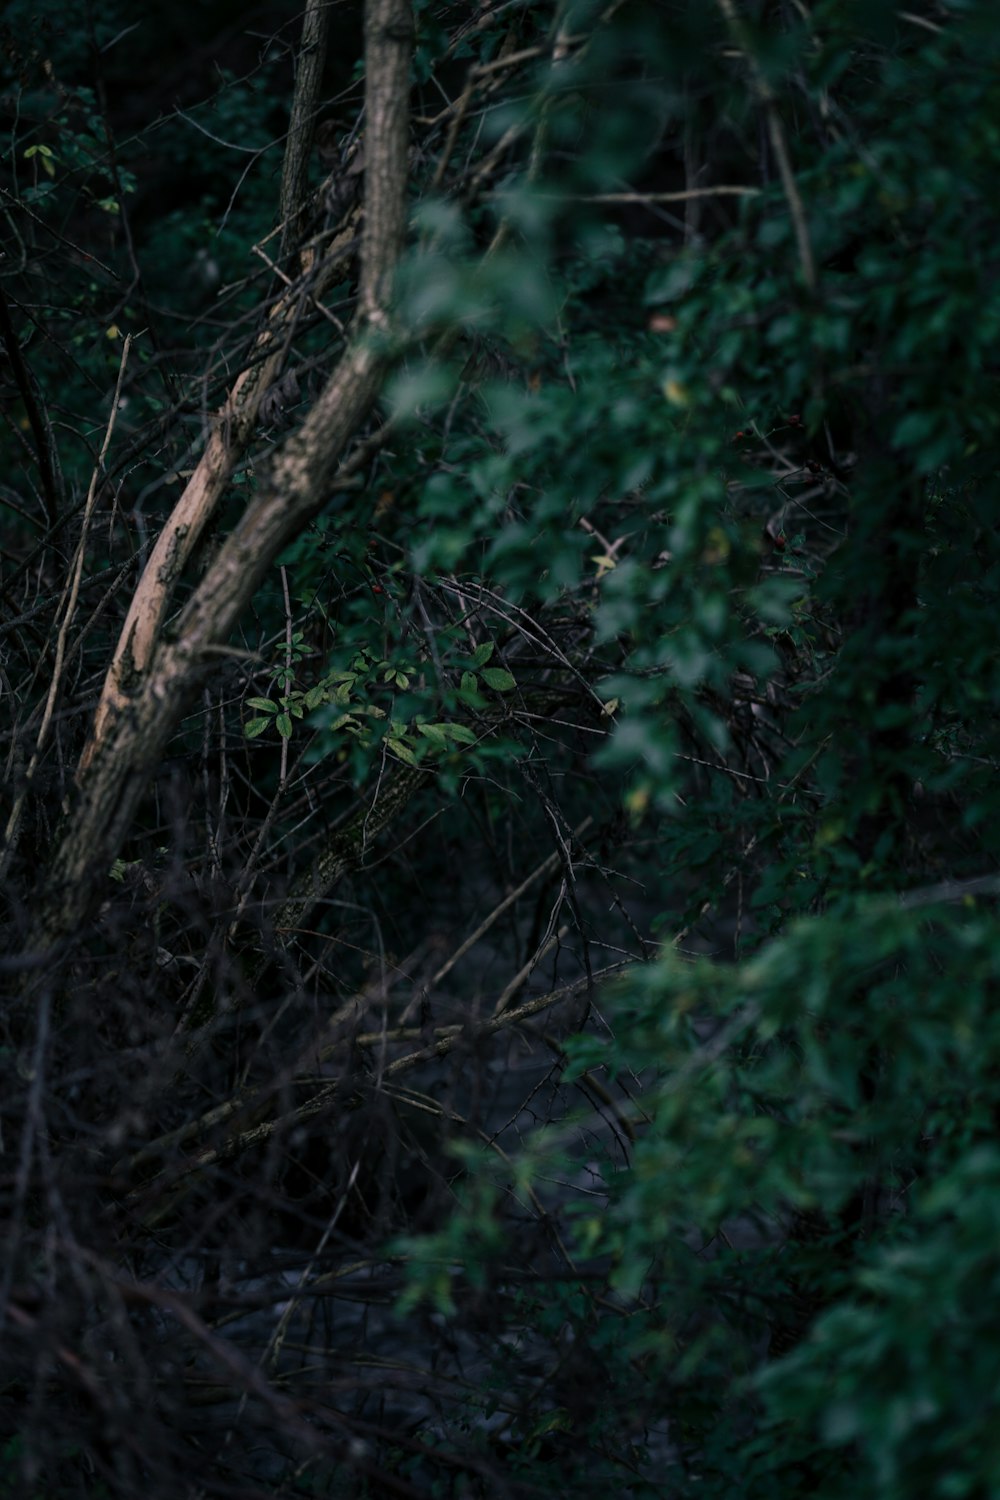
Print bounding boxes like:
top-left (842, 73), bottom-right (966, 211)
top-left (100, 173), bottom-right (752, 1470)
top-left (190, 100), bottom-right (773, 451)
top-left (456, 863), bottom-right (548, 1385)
top-left (1, 336), bottom-right (132, 875)
top-left (0, 284), bottom-right (63, 526)
top-left (714, 0), bottom-right (816, 291)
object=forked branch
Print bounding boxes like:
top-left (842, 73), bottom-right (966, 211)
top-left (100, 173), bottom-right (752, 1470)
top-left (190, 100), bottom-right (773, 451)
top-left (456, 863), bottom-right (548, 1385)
top-left (29, 0), bottom-right (414, 966)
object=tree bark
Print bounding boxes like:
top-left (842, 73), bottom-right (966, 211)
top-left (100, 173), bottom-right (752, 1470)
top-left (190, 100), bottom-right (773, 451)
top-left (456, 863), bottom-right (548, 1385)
top-left (279, 0), bottom-right (331, 259)
top-left (25, 0), bottom-right (414, 971)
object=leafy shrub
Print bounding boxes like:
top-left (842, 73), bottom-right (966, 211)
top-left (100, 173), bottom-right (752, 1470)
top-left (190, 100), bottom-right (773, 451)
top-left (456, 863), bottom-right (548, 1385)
top-left (3, 2), bottom-right (1000, 1497)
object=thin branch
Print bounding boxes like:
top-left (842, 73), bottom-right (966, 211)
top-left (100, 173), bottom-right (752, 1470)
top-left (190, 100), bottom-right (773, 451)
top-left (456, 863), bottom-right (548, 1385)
top-left (504, 186), bottom-right (760, 204)
top-left (0, 284), bottom-right (63, 526)
top-left (0, 336), bottom-right (132, 877)
top-left (127, 962), bottom-right (630, 1230)
top-left (492, 923), bottom-right (570, 1017)
top-left (896, 873), bottom-right (1000, 910)
top-left (714, 0), bottom-right (816, 292)
top-left (422, 817), bottom-right (593, 997)
top-left (898, 9), bottom-right (943, 33)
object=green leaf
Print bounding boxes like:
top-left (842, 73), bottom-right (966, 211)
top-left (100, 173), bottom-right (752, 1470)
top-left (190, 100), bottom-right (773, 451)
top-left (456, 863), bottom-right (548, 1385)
top-left (471, 641), bottom-right (495, 667)
top-left (417, 722), bottom-right (450, 748)
top-left (646, 255), bottom-right (699, 305)
top-left (244, 717), bottom-right (271, 739)
top-left (245, 697), bottom-right (278, 713)
top-left (387, 737), bottom-right (419, 765)
top-left (276, 713), bottom-right (293, 739)
top-left (384, 361), bottom-right (457, 420)
top-left (893, 410), bottom-right (936, 449)
top-left (481, 667), bottom-right (516, 692)
top-left (443, 723), bottom-right (477, 744)
top-left (25, 145), bottom-right (57, 176)
top-left (461, 671), bottom-right (479, 696)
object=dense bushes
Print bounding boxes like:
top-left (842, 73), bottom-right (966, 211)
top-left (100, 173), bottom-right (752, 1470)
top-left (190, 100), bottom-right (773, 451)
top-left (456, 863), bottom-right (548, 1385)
top-left (2, 1), bottom-right (999, 1495)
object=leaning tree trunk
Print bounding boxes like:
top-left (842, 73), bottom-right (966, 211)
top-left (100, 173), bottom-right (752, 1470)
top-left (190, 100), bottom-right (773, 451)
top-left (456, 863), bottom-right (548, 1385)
top-left (22, 0), bottom-right (414, 976)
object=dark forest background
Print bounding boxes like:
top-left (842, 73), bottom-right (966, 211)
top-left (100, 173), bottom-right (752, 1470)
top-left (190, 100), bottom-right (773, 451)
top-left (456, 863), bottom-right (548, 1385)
top-left (2, 1), bottom-right (1000, 1496)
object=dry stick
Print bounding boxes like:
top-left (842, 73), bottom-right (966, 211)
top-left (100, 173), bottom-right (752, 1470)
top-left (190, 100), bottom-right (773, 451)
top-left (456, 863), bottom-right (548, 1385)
top-left (429, 74), bottom-right (475, 191)
top-left (78, 342), bottom-right (268, 773)
top-left (383, 963), bottom-right (630, 1078)
top-left (0, 336), bottom-right (133, 877)
top-left (220, 1154), bottom-right (363, 1461)
top-left (264, 1159), bottom-right (364, 1376)
top-left (539, 1033), bottom-right (640, 1145)
top-left (422, 816), bottom-right (593, 996)
top-left (473, 42), bottom-right (546, 74)
top-left (128, 962), bottom-right (629, 1231)
top-left (492, 922), bottom-right (569, 1017)
top-left (223, 566), bottom-right (295, 942)
top-left (130, 826), bottom-right (593, 1168)
top-left (128, 957), bottom-right (418, 1178)
top-left (525, 186), bottom-right (760, 204)
top-left (897, 8), bottom-right (943, 33)
top-left (714, 0), bottom-right (816, 293)
top-left (353, 1024), bottom-right (462, 1046)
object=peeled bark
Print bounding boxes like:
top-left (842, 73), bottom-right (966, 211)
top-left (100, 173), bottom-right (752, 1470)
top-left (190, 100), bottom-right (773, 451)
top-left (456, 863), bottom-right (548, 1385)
top-left (80, 0), bottom-right (341, 776)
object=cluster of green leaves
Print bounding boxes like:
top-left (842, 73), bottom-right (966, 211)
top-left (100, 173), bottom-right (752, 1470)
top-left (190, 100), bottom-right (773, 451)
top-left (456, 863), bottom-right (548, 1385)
top-left (384, 3), bottom-right (1000, 1495)
top-left (19, 84), bottom-right (134, 215)
top-left (244, 634), bottom-right (514, 774)
top-left (394, 896), bottom-right (1000, 1497)
top-left (561, 899), bottom-right (1000, 1497)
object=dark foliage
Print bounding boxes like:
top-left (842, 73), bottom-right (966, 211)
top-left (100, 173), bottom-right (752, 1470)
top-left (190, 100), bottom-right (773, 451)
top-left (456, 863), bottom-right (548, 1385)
top-left (2, 1), bottom-right (1000, 1496)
